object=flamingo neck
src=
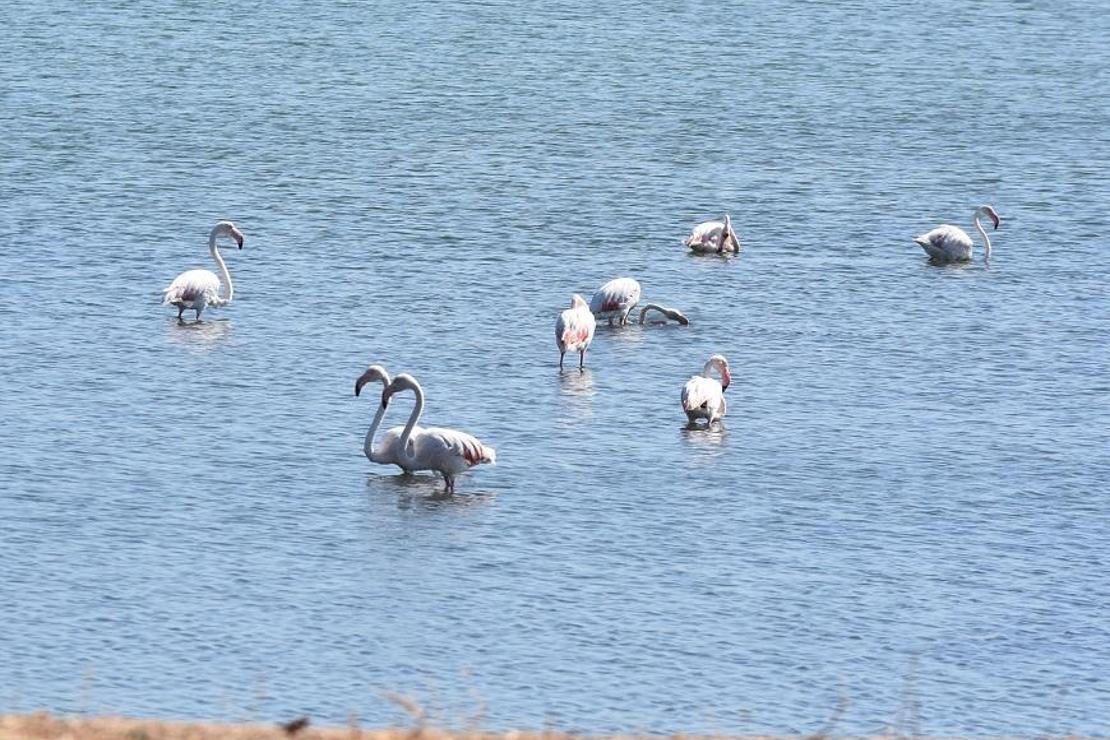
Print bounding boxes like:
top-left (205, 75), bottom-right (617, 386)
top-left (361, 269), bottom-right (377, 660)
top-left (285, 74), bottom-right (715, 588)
top-left (363, 383), bottom-right (390, 463)
top-left (639, 304), bottom-right (664, 324)
top-left (397, 381), bottom-right (425, 463)
top-left (974, 213), bottom-right (992, 261)
top-left (209, 230), bottom-right (233, 303)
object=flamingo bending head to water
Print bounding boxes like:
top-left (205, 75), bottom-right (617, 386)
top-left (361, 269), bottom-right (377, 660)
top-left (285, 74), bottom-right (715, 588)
top-left (639, 303), bottom-right (689, 326)
top-left (556, 294), bottom-right (597, 370)
top-left (355, 364), bottom-right (421, 469)
top-left (681, 354), bottom-right (731, 426)
top-left (162, 221), bottom-right (245, 320)
top-left (913, 205), bottom-right (1001, 263)
top-left (381, 373), bottom-right (496, 493)
top-left (685, 215), bottom-right (740, 254)
top-left (589, 277), bottom-right (641, 326)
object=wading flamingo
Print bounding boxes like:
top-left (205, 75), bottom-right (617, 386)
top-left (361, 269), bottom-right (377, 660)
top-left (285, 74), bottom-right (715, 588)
top-left (681, 354), bottom-right (731, 426)
top-left (163, 221), bottom-right (245, 320)
top-left (639, 303), bottom-right (689, 326)
top-left (913, 205), bottom-right (1001, 263)
top-left (589, 277), bottom-right (641, 326)
top-left (381, 374), bottom-right (496, 493)
top-left (685, 215), bottom-right (740, 254)
top-left (556, 294), bottom-right (597, 370)
top-left (354, 364), bottom-right (421, 469)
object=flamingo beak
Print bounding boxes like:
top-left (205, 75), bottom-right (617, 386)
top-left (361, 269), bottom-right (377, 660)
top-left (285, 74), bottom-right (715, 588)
top-left (990, 212), bottom-right (1000, 230)
top-left (233, 230), bottom-right (244, 249)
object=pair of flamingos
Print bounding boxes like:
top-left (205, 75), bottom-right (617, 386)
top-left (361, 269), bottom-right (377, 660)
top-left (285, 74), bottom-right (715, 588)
top-left (355, 366), bottom-right (496, 493)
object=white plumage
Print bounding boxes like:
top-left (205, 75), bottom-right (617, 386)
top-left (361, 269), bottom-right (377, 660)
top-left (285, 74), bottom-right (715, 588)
top-left (684, 214), bottom-right (740, 254)
top-left (163, 220), bottom-right (245, 320)
top-left (555, 294), bottom-right (597, 370)
top-left (355, 365), bottom-right (422, 469)
top-left (589, 277), bottom-right (642, 326)
top-left (913, 205), bottom-right (1000, 263)
top-left (639, 303), bottom-right (689, 326)
top-left (381, 373), bottom-right (496, 493)
top-left (681, 354), bottom-right (731, 426)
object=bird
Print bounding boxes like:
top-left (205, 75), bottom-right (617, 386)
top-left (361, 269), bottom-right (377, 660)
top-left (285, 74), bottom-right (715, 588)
top-left (589, 277), bottom-right (642, 326)
top-left (354, 364), bottom-right (421, 469)
top-left (681, 354), bottom-right (731, 426)
top-left (555, 294), bottom-right (597, 370)
top-left (684, 215), bottom-right (740, 254)
top-left (162, 220), bottom-right (245, 320)
top-left (639, 303), bottom-right (689, 326)
top-left (380, 373), bottom-right (496, 493)
top-left (913, 205), bottom-right (1001, 263)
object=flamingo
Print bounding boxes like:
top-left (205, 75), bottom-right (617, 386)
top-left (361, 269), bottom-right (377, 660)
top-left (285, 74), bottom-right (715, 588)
top-left (354, 364), bottom-right (421, 469)
top-left (681, 354), bottom-right (731, 426)
top-left (913, 205), bottom-right (1001, 263)
top-left (639, 303), bottom-right (689, 326)
top-left (162, 221), bottom-right (245, 320)
top-left (589, 277), bottom-right (641, 326)
top-left (684, 214), bottom-right (740, 254)
top-left (555, 294), bottom-right (597, 370)
top-left (381, 373), bottom-right (496, 493)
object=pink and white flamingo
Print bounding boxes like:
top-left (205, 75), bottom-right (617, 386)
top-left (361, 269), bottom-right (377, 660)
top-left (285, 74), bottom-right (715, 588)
top-left (681, 354), bottom-right (731, 426)
top-left (162, 221), bottom-right (245, 320)
top-left (354, 364), bottom-right (420, 469)
top-left (589, 277), bottom-right (641, 326)
top-left (913, 205), bottom-right (1001, 263)
top-left (555, 294), bottom-right (597, 370)
top-left (639, 303), bottom-right (689, 326)
top-left (381, 373), bottom-right (496, 493)
top-left (684, 215), bottom-right (740, 254)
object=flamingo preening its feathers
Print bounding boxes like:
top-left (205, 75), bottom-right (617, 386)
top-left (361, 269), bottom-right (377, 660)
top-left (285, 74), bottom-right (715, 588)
top-left (555, 294), bottom-right (597, 370)
top-left (685, 215), bottom-right (740, 254)
top-left (162, 221), bottom-right (245, 320)
top-left (681, 354), bottom-right (731, 426)
top-left (589, 277), bottom-right (642, 326)
top-left (380, 373), bottom-right (496, 493)
top-left (914, 205), bottom-right (1001, 263)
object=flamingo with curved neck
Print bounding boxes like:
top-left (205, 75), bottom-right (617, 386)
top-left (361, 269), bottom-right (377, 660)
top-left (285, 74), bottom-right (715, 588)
top-left (354, 364), bottom-right (415, 468)
top-left (685, 214), bottom-right (740, 254)
top-left (381, 374), bottom-right (496, 493)
top-left (639, 303), bottom-right (689, 326)
top-left (913, 205), bottom-right (1001, 263)
top-left (162, 220), bottom-right (245, 320)
top-left (681, 354), bottom-right (731, 426)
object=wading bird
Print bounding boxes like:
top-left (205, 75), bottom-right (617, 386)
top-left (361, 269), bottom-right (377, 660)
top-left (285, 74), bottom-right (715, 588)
top-left (556, 294), bottom-right (597, 370)
top-left (354, 364), bottom-right (419, 469)
top-left (163, 221), bottom-right (245, 320)
top-left (681, 354), bottom-right (731, 426)
top-left (913, 205), bottom-right (1001, 263)
top-left (684, 215), bottom-right (740, 254)
top-left (589, 277), bottom-right (641, 325)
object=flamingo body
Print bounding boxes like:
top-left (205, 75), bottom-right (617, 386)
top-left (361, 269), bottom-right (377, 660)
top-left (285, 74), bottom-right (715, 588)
top-left (589, 277), bottom-right (641, 325)
top-left (685, 214), bottom-right (740, 254)
top-left (681, 354), bottom-right (731, 426)
top-left (555, 294), bottom-right (597, 370)
top-left (913, 205), bottom-right (1000, 263)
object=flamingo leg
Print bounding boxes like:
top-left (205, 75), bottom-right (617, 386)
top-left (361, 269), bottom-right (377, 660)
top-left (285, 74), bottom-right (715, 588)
top-left (194, 308), bottom-right (203, 320)
top-left (578, 349), bottom-right (586, 370)
top-left (176, 305), bottom-right (185, 320)
top-left (559, 350), bottom-right (565, 370)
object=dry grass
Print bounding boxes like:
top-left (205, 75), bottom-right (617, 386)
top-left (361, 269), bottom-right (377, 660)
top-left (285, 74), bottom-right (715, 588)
top-left (0, 713), bottom-right (786, 740)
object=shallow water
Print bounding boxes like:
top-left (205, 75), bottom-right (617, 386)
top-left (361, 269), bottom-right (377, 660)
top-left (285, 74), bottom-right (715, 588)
top-left (2, 0), bottom-right (1109, 734)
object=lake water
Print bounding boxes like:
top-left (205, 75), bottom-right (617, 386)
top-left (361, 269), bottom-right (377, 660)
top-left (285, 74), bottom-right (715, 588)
top-left (1, 0), bottom-right (1109, 734)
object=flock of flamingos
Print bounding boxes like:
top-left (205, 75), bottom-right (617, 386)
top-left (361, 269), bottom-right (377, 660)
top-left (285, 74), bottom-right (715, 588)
top-left (162, 204), bottom-right (1002, 492)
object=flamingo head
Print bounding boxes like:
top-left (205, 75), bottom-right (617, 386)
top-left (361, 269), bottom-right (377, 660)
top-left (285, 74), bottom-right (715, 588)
top-left (355, 365), bottom-right (390, 399)
top-left (214, 220), bottom-right (245, 248)
top-left (704, 354), bottom-right (731, 390)
top-left (977, 205), bottom-right (1000, 230)
top-left (381, 373), bottom-right (419, 408)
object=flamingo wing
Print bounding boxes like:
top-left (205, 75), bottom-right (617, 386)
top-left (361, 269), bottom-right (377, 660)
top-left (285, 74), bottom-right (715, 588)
top-left (589, 278), bottom-right (641, 314)
top-left (684, 220), bottom-right (724, 248)
top-left (162, 269), bottom-right (222, 305)
top-left (423, 427), bottom-right (497, 469)
top-left (914, 225), bottom-right (972, 261)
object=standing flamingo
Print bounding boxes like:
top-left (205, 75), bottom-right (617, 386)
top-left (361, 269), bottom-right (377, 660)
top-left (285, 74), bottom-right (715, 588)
top-left (381, 373), bottom-right (496, 493)
top-left (589, 277), bottom-right (641, 326)
top-left (555, 294), bottom-right (597, 370)
top-left (639, 303), bottom-right (689, 326)
top-left (681, 354), bottom-right (731, 426)
top-left (354, 364), bottom-right (421, 469)
top-left (913, 205), bottom-right (1001, 263)
top-left (162, 221), bottom-right (245, 320)
top-left (684, 215), bottom-right (740, 254)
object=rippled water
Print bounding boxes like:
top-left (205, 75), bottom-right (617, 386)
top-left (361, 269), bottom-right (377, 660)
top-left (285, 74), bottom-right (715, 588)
top-left (2, 0), bottom-right (1109, 734)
